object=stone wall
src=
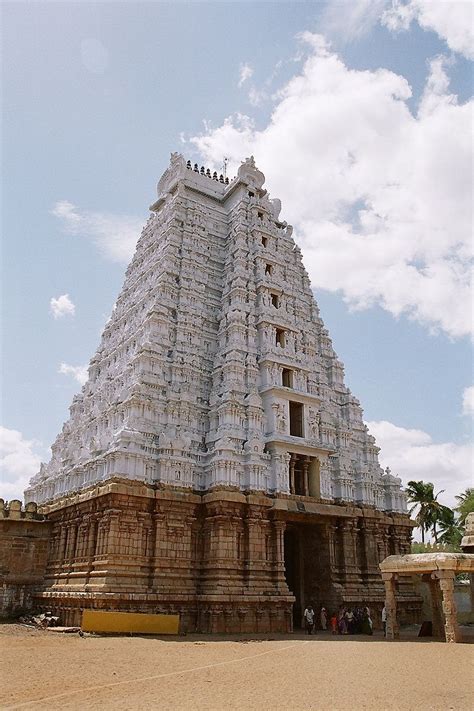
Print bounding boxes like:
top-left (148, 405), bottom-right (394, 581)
top-left (31, 479), bottom-right (419, 632)
top-left (0, 500), bottom-right (51, 617)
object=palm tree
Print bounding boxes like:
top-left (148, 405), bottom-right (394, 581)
top-left (455, 488), bottom-right (474, 527)
top-left (437, 508), bottom-right (462, 547)
top-left (405, 480), bottom-right (450, 543)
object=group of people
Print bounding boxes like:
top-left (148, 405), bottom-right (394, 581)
top-left (303, 604), bottom-right (375, 636)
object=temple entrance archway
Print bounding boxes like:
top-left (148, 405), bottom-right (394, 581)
top-left (283, 522), bottom-right (333, 629)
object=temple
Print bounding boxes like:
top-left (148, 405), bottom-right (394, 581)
top-left (24, 154), bottom-right (419, 631)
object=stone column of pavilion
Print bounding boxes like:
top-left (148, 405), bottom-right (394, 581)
top-left (381, 571), bottom-right (400, 639)
top-left (435, 570), bottom-right (460, 643)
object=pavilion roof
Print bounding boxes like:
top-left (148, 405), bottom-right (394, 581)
top-left (379, 552), bottom-right (474, 575)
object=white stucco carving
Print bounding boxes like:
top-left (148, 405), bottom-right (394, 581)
top-left (25, 154), bottom-right (407, 513)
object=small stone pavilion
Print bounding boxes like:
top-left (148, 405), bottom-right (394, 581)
top-left (380, 552), bottom-right (474, 643)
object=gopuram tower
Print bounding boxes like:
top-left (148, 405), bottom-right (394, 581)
top-left (25, 154), bottom-right (419, 632)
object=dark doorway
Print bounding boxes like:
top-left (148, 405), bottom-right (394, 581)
top-left (293, 458), bottom-right (305, 495)
top-left (289, 401), bottom-right (303, 437)
top-left (284, 528), bottom-right (303, 628)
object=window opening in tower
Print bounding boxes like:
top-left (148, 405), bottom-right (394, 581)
top-left (289, 401), bottom-right (304, 437)
top-left (275, 328), bottom-right (285, 347)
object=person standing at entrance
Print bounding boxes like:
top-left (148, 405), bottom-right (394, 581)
top-left (382, 605), bottom-right (387, 637)
top-left (303, 605), bottom-right (315, 635)
top-left (320, 606), bottom-right (327, 631)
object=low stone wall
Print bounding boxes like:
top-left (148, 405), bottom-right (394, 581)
top-left (413, 575), bottom-right (473, 625)
top-left (0, 500), bottom-right (52, 617)
top-left (455, 580), bottom-right (474, 624)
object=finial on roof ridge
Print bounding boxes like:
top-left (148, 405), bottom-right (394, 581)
top-left (238, 156), bottom-right (265, 189)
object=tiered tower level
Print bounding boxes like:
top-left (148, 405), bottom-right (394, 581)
top-left (27, 155), bottom-right (406, 511)
top-left (24, 155), bottom-right (418, 632)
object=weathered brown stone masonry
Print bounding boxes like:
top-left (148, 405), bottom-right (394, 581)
top-left (0, 500), bottom-right (51, 617)
top-left (25, 478), bottom-right (419, 632)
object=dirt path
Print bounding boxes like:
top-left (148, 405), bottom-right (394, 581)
top-left (1, 625), bottom-right (472, 710)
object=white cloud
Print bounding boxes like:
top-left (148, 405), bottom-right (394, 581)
top-left (462, 385), bottom-right (474, 417)
top-left (238, 62), bottom-right (254, 88)
top-left (0, 426), bottom-right (45, 501)
top-left (191, 34), bottom-right (473, 338)
top-left (248, 86), bottom-right (269, 107)
top-left (58, 362), bottom-right (88, 386)
top-left (51, 200), bottom-right (143, 264)
top-left (319, 0), bottom-right (473, 60)
top-left (366, 419), bottom-right (473, 507)
top-left (321, 0), bottom-right (388, 41)
top-left (50, 293), bottom-right (75, 319)
top-left (382, 0), bottom-right (474, 59)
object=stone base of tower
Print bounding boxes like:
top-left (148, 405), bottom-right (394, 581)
top-left (31, 591), bottom-right (293, 633)
top-left (32, 479), bottom-right (421, 633)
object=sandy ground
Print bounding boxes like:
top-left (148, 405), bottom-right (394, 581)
top-left (1, 624), bottom-right (473, 710)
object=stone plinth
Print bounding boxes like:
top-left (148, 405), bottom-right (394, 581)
top-left (30, 479), bottom-right (418, 632)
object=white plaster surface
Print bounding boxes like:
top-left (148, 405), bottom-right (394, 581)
top-left (26, 154), bottom-right (407, 512)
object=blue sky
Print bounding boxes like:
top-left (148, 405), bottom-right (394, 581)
top-left (1, 0), bottom-right (472, 510)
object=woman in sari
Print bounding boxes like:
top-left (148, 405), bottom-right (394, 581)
top-left (338, 607), bottom-right (348, 634)
top-left (361, 606), bottom-right (373, 635)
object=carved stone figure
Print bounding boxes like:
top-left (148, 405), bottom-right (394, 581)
top-left (272, 404), bottom-right (287, 434)
top-left (308, 407), bottom-right (321, 440)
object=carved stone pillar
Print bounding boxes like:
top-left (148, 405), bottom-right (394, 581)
top-left (76, 523), bottom-right (89, 559)
top-left (303, 457), bottom-right (310, 497)
top-left (436, 571), bottom-right (460, 643)
top-left (396, 526), bottom-right (411, 556)
top-left (327, 523), bottom-right (337, 573)
top-left (58, 523), bottom-right (68, 564)
top-left (274, 520), bottom-right (286, 564)
top-left (389, 526), bottom-right (400, 555)
top-left (104, 509), bottom-right (121, 556)
top-left (361, 521), bottom-right (378, 576)
top-left (84, 515), bottom-right (99, 585)
top-left (375, 528), bottom-right (386, 563)
top-left (246, 518), bottom-right (260, 563)
top-left (87, 517), bottom-right (99, 558)
top-left (340, 519), bottom-right (359, 584)
top-left (66, 522), bottom-right (78, 561)
top-left (289, 455), bottom-right (295, 494)
top-left (425, 575), bottom-right (444, 638)
top-left (382, 572), bottom-right (399, 639)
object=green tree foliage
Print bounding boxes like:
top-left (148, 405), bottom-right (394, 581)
top-left (437, 508), bottom-right (462, 547)
top-left (406, 480), bottom-right (452, 543)
top-left (407, 483), bottom-right (472, 550)
top-left (455, 488), bottom-right (474, 527)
